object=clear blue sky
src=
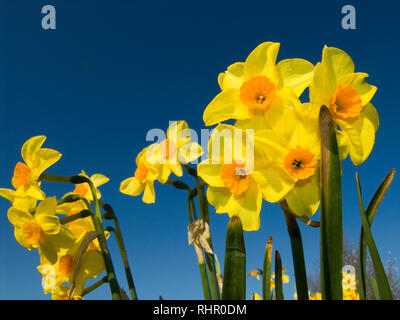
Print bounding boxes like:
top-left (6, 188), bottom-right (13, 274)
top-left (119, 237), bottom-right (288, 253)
top-left (0, 0), bottom-right (399, 300)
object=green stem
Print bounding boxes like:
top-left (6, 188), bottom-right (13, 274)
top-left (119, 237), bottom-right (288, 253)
top-left (82, 276), bottom-right (108, 297)
top-left (279, 200), bottom-right (309, 300)
top-left (100, 202), bottom-right (138, 300)
top-left (59, 210), bottom-right (92, 224)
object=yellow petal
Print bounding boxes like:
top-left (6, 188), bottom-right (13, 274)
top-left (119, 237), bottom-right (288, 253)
top-left (285, 174), bottom-right (320, 217)
top-left (90, 174), bottom-right (110, 188)
top-left (337, 109), bottom-right (376, 166)
top-left (244, 42), bottom-right (280, 80)
top-left (142, 182), bottom-right (156, 204)
top-left (120, 177), bottom-right (145, 196)
top-left (36, 214), bottom-right (61, 235)
top-left (235, 112), bottom-right (271, 131)
top-left (81, 249), bottom-right (105, 279)
top-left (35, 148), bottom-right (62, 174)
top-left (167, 120), bottom-right (191, 147)
top-left (157, 165), bottom-right (172, 184)
top-left (21, 136), bottom-right (46, 167)
top-left (203, 89), bottom-right (249, 126)
top-left (309, 62), bottom-right (337, 111)
top-left (169, 162), bottom-right (183, 177)
top-left (178, 142), bottom-right (203, 164)
top-left (219, 62), bottom-right (245, 91)
top-left (36, 197), bottom-right (57, 217)
top-left (322, 46), bottom-right (355, 81)
top-left (252, 166), bottom-right (295, 203)
top-left (197, 161), bottom-right (224, 187)
top-left (226, 180), bottom-right (262, 231)
top-left (276, 58), bottom-right (314, 96)
top-left (338, 73), bottom-right (377, 106)
top-left (7, 207), bottom-right (33, 227)
top-left (38, 238), bottom-right (58, 264)
top-left (207, 186), bottom-right (231, 213)
top-left (264, 88), bottom-right (298, 129)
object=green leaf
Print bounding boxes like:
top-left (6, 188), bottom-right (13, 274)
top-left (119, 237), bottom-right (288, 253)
top-left (319, 106), bottom-right (343, 300)
top-left (262, 236), bottom-right (273, 300)
top-left (356, 173), bottom-right (393, 300)
top-left (358, 169), bottom-right (395, 300)
top-left (222, 215), bottom-right (246, 300)
top-left (274, 250), bottom-right (284, 300)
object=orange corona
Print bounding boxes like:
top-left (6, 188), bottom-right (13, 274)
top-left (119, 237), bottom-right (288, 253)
top-left (330, 84), bottom-right (362, 120)
top-left (58, 254), bottom-right (76, 275)
top-left (283, 146), bottom-right (316, 180)
top-left (12, 162), bottom-right (31, 187)
top-left (220, 160), bottom-right (250, 195)
top-left (135, 162), bottom-right (149, 181)
top-left (239, 76), bottom-right (276, 112)
top-left (22, 221), bottom-right (42, 245)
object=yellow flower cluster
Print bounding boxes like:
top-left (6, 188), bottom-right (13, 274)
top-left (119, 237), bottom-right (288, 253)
top-left (198, 42), bottom-right (378, 231)
top-left (120, 121), bottom-right (203, 203)
top-left (0, 136), bottom-right (108, 299)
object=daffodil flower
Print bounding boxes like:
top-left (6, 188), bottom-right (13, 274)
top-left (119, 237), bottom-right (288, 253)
top-left (248, 269), bottom-right (262, 280)
top-left (52, 232), bottom-right (104, 289)
top-left (6, 136), bottom-right (61, 200)
top-left (72, 170), bottom-right (109, 201)
top-left (309, 292), bottom-right (322, 300)
top-left (197, 124), bottom-right (294, 231)
top-left (147, 121), bottom-right (203, 183)
top-left (7, 197), bottom-right (74, 263)
top-left (310, 46), bottom-right (379, 165)
top-left (342, 272), bottom-right (357, 290)
top-left (342, 288), bottom-right (360, 300)
top-left (120, 147), bottom-right (160, 204)
top-left (203, 42), bottom-right (314, 131)
top-left (254, 109), bottom-right (321, 216)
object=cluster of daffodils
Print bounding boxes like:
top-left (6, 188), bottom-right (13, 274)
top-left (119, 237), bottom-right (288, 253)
top-left (197, 41), bottom-right (378, 231)
top-left (120, 120), bottom-right (203, 202)
top-left (294, 272), bottom-right (360, 300)
top-left (0, 136), bottom-right (109, 299)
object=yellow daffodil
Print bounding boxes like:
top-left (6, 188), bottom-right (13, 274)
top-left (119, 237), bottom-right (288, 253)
top-left (4, 136), bottom-right (61, 200)
top-left (147, 121), bottom-right (203, 183)
top-left (198, 124), bottom-right (295, 231)
top-left (7, 197), bottom-right (74, 263)
top-left (120, 146), bottom-right (160, 204)
top-left (342, 272), bottom-right (357, 290)
top-left (72, 170), bottom-right (109, 201)
top-left (248, 269), bottom-right (262, 280)
top-left (309, 292), bottom-right (322, 300)
top-left (203, 41), bottom-right (314, 131)
top-left (342, 288), bottom-right (360, 300)
top-left (254, 109), bottom-right (321, 216)
top-left (252, 292), bottom-right (262, 300)
top-left (310, 46), bottom-right (379, 165)
top-left (38, 230), bottom-right (105, 297)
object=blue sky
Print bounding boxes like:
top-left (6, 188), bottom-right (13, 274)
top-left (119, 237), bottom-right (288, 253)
top-left (0, 0), bottom-right (400, 300)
